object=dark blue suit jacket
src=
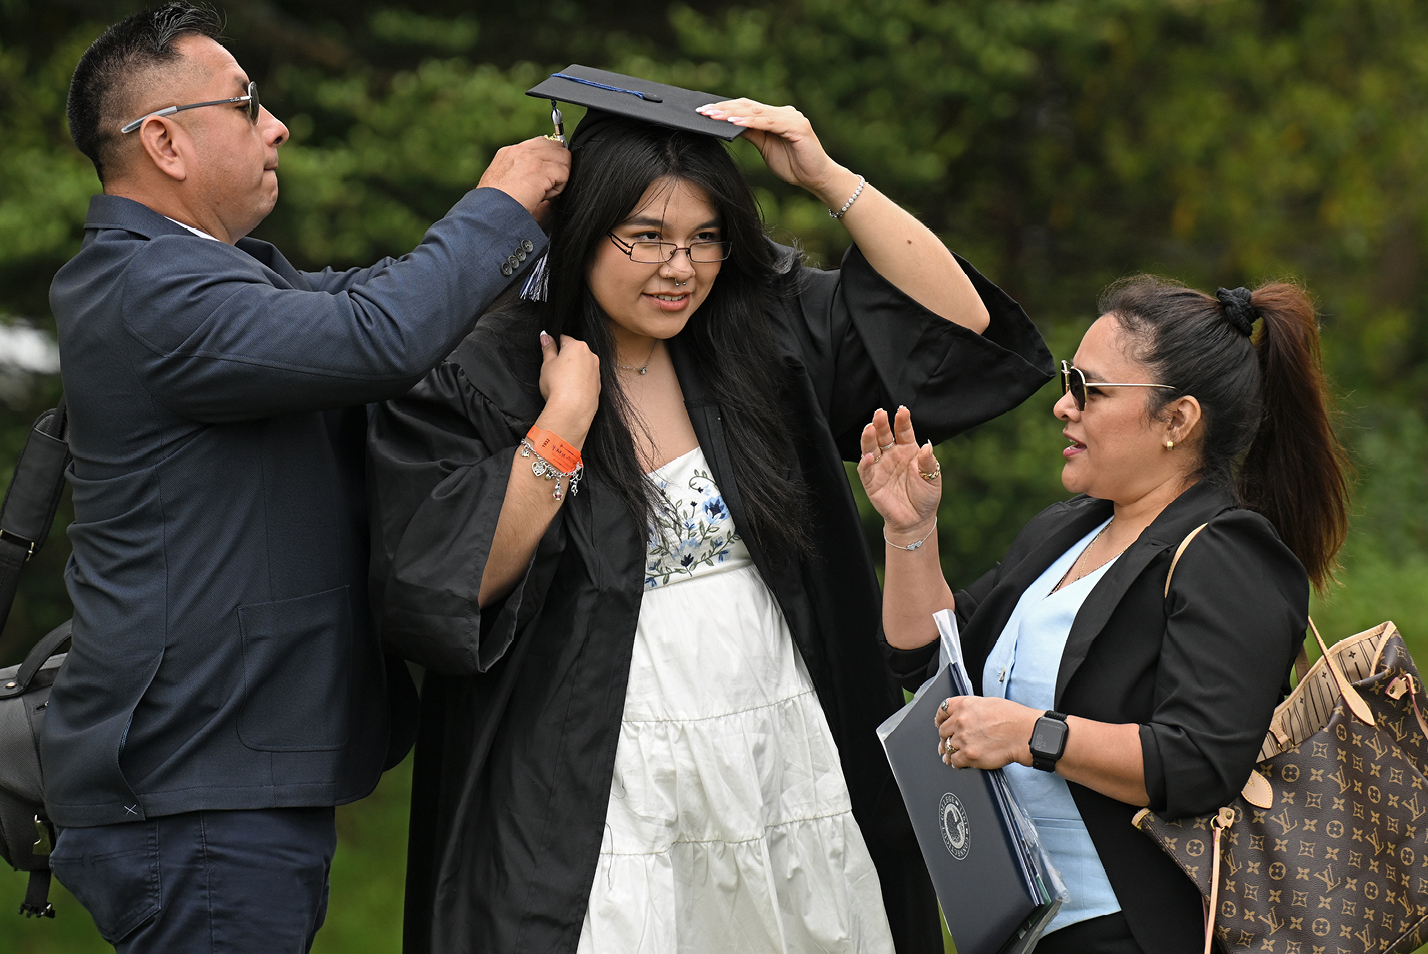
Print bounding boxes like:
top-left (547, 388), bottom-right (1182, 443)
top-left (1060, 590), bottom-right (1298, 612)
top-left (42, 189), bottom-right (545, 827)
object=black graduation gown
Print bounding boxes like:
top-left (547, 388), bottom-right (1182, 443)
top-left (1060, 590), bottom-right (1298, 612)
top-left (368, 243), bottom-right (1054, 954)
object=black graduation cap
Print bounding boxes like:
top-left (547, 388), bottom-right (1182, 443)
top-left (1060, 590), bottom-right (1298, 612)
top-left (526, 65), bottom-right (741, 149)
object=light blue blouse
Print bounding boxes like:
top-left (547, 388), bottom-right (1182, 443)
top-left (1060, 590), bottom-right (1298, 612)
top-left (981, 518), bottom-right (1121, 934)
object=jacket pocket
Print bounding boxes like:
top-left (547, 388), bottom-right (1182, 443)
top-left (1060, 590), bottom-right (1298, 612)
top-left (236, 586), bottom-right (353, 751)
top-left (48, 822), bottom-right (161, 943)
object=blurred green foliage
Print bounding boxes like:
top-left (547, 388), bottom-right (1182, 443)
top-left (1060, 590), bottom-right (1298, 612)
top-left (6, 0), bottom-right (1428, 951)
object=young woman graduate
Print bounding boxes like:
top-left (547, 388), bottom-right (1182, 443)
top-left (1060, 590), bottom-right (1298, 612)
top-left (368, 68), bottom-right (1054, 954)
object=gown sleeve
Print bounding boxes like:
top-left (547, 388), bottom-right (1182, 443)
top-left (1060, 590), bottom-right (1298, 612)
top-left (368, 361), bottom-right (565, 675)
top-left (781, 244), bottom-right (1054, 460)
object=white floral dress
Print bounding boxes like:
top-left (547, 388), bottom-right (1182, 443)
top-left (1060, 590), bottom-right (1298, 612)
top-left (576, 446), bottom-right (896, 954)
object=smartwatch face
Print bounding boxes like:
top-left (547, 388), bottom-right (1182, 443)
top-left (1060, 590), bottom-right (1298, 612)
top-left (1031, 718), bottom-right (1069, 758)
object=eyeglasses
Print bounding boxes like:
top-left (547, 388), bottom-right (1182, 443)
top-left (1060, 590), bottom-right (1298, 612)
top-left (1060, 360), bottom-right (1175, 411)
top-left (120, 81), bottom-right (260, 134)
top-left (607, 233), bottom-right (731, 264)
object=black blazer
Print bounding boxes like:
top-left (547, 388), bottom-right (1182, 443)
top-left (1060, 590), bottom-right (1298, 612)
top-left (887, 480), bottom-right (1308, 954)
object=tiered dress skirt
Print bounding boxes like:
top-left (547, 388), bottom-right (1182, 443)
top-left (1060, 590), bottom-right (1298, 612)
top-left (577, 447), bottom-right (894, 954)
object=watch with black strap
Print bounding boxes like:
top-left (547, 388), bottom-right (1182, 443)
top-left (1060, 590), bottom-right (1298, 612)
top-left (1028, 710), bottom-right (1069, 772)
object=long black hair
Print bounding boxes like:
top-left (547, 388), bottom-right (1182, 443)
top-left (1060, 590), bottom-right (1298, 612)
top-left (1101, 276), bottom-right (1351, 589)
top-left (526, 119), bottom-right (810, 560)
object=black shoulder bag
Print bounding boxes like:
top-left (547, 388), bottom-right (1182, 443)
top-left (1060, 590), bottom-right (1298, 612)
top-left (0, 396), bottom-right (71, 919)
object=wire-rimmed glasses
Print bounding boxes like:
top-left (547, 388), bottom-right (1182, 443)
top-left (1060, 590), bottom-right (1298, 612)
top-left (120, 81), bottom-right (260, 134)
top-left (606, 233), bottom-right (731, 264)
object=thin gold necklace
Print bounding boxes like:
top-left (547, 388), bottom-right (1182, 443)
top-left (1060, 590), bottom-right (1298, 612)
top-left (616, 339), bottom-right (658, 375)
top-left (1054, 522), bottom-right (1129, 592)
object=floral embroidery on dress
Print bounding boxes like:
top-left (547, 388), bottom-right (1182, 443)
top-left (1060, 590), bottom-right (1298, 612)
top-left (645, 463), bottom-right (742, 589)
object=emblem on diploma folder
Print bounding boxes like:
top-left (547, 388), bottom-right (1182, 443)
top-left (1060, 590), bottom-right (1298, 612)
top-left (878, 611), bottom-right (1068, 954)
top-left (938, 792), bottom-right (970, 860)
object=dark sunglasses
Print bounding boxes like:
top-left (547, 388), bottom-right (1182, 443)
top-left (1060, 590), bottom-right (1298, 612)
top-left (1060, 360), bottom-right (1175, 411)
top-left (121, 81), bottom-right (260, 134)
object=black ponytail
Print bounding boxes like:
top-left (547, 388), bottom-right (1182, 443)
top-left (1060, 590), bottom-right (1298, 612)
top-left (1102, 276), bottom-right (1350, 589)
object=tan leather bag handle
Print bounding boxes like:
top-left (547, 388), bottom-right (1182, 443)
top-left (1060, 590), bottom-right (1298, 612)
top-left (1163, 523), bottom-right (1208, 599)
top-left (1306, 618), bottom-right (1375, 725)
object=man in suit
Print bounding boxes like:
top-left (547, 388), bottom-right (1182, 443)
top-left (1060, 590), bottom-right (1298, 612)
top-left (40, 4), bottom-right (568, 951)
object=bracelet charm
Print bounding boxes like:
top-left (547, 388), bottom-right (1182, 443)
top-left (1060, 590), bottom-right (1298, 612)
top-left (884, 520), bottom-right (936, 552)
top-left (520, 439), bottom-right (584, 500)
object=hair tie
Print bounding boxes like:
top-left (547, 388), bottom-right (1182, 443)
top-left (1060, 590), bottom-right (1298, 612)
top-left (1215, 286), bottom-right (1258, 337)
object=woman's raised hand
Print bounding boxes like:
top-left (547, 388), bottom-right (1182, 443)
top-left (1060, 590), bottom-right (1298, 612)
top-left (538, 332), bottom-right (601, 445)
top-left (856, 406), bottom-right (942, 535)
top-left (695, 99), bottom-right (848, 203)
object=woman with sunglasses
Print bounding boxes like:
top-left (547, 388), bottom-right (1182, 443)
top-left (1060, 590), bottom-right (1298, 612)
top-left (859, 277), bottom-right (1351, 954)
top-left (368, 80), bottom-right (1053, 954)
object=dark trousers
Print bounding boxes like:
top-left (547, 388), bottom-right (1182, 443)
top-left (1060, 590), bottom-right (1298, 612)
top-left (50, 807), bottom-right (336, 954)
top-left (1036, 912), bottom-right (1147, 954)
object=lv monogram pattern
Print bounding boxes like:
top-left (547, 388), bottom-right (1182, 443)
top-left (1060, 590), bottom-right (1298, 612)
top-left (1137, 624), bottom-right (1428, 954)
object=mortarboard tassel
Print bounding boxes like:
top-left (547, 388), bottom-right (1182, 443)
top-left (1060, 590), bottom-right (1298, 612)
top-left (519, 250), bottom-right (550, 302)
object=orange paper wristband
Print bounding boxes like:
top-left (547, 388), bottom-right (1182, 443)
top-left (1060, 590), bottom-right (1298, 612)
top-left (525, 426), bottom-right (582, 473)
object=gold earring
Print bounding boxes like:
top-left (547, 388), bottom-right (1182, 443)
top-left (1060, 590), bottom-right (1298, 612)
top-left (1165, 440), bottom-right (1175, 450)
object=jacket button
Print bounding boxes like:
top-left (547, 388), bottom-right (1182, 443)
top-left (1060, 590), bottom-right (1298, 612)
top-left (501, 263), bottom-right (513, 276)
top-left (517, 249), bottom-right (527, 262)
top-left (507, 254), bottom-right (519, 267)
top-left (522, 239), bottom-right (535, 253)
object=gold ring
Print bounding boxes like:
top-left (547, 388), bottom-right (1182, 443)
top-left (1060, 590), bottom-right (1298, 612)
top-left (880, 441), bottom-right (895, 451)
top-left (919, 463), bottom-right (941, 483)
top-left (938, 699), bottom-right (949, 716)
top-left (872, 453), bottom-right (882, 463)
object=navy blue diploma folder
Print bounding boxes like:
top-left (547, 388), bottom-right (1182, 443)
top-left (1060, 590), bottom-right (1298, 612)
top-left (878, 658), bottom-right (1063, 954)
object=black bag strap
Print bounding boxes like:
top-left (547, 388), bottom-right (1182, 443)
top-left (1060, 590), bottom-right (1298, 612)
top-left (19, 867), bottom-right (54, 918)
top-left (0, 395), bottom-right (68, 557)
top-left (0, 619), bottom-right (72, 699)
top-left (0, 396), bottom-right (69, 644)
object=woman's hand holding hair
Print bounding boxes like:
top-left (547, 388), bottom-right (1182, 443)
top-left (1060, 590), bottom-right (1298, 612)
top-left (537, 331), bottom-right (601, 448)
top-left (479, 333), bottom-right (601, 608)
top-left (856, 407), bottom-right (954, 651)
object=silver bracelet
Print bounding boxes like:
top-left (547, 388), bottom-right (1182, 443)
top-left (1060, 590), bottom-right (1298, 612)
top-left (519, 439), bottom-right (583, 500)
top-left (829, 175), bottom-right (866, 219)
top-left (884, 520), bottom-right (936, 551)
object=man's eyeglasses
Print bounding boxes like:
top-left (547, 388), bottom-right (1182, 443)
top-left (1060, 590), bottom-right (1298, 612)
top-left (607, 233), bottom-right (731, 264)
top-left (121, 81), bottom-right (260, 134)
top-left (1060, 360), bottom-right (1175, 411)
